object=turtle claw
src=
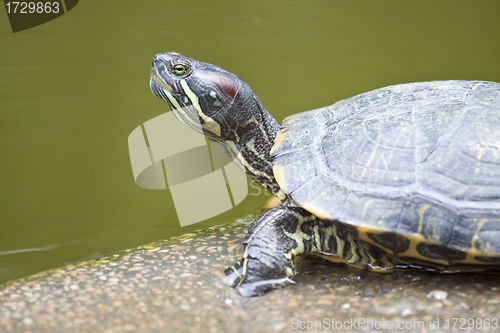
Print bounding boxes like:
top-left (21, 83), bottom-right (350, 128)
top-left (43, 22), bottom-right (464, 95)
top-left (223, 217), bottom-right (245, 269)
top-left (224, 261), bottom-right (244, 288)
top-left (236, 277), bottom-right (294, 297)
top-left (224, 260), bottom-right (294, 297)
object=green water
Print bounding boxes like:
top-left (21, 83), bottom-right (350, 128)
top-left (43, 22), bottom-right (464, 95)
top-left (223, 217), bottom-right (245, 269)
top-left (1, 0), bottom-right (499, 284)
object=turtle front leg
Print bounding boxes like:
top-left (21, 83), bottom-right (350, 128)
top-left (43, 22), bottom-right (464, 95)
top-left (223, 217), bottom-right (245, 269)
top-left (225, 206), bottom-right (378, 296)
top-left (225, 206), bottom-right (320, 296)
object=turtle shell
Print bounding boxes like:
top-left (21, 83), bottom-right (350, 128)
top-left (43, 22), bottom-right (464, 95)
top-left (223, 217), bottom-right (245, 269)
top-left (271, 80), bottom-right (500, 268)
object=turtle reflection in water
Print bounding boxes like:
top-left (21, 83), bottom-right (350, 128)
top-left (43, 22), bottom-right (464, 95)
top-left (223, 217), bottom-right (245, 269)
top-left (149, 52), bottom-right (500, 297)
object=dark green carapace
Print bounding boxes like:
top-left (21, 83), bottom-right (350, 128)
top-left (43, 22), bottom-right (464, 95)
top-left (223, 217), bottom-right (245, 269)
top-left (150, 52), bottom-right (500, 297)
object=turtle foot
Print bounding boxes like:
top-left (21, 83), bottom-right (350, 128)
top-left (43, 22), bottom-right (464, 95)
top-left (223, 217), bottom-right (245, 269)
top-left (223, 206), bottom-right (315, 296)
top-left (224, 260), bottom-right (294, 297)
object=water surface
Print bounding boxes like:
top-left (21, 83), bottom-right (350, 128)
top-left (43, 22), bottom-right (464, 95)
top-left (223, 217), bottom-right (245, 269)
top-left (1, 0), bottom-right (499, 283)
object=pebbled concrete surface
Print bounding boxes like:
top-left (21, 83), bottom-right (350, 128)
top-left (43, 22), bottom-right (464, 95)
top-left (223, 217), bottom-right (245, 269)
top-left (1, 217), bottom-right (500, 333)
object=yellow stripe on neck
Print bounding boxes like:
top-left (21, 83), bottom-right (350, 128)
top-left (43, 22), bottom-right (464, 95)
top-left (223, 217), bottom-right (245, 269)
top-left (180, 80), bottom-right (221, 137)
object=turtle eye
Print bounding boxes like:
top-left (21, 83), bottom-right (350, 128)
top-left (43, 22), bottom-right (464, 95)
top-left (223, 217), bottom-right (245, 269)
top-left (172, 64), bottom-right (188, 76)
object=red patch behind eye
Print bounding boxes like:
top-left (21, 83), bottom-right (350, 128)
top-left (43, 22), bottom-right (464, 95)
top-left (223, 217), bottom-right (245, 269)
top-left (213, 76), bottom-right (238, 98)
top-left (194, 73), bottom-right (238, 98)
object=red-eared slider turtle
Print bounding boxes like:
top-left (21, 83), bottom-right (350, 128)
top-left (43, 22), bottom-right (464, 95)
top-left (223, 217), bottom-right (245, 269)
top-left (149, 52), bottom-right (500, 297)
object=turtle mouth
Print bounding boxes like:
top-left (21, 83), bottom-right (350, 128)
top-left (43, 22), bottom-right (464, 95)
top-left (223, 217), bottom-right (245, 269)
top-left (150, 70), bottom-right (177, 94)
top-left (149, 77), bottom-right (177, 112)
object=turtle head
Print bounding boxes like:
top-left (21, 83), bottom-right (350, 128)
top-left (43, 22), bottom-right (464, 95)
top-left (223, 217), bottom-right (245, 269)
top-left (150, 52), bottom-right (285, 200)
top-left (150, 52), bottom-right (249, 142)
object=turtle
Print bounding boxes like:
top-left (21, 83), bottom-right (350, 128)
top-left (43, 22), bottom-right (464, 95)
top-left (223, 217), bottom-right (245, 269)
top-left (149, 52), bottom-right (500, 297)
